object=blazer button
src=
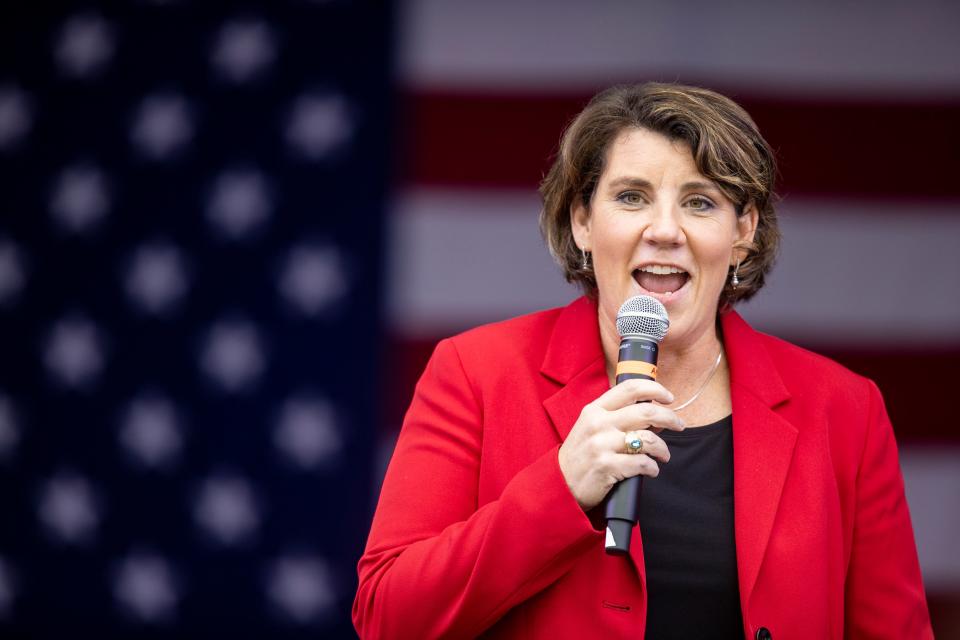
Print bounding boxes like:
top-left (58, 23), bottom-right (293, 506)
top-left (755, 627), bottom-right (772, 640)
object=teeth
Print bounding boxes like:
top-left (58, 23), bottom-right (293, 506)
top-left (638, 265), bottom-right (686, 275)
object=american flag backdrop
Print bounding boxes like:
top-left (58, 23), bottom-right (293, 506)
top-left (0, 1), bottom-right (390, 637)
top-left (2, 1), bottom-right (960, 638)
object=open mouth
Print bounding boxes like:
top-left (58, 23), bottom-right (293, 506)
top-left (632, 265), bottom-right (691, 299)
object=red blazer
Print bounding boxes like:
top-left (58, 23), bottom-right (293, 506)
top-left (354, 296), bottom-right (932, 639)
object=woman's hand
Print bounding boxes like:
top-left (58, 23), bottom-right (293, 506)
top-left (558, 379), bottom-right (685, 511)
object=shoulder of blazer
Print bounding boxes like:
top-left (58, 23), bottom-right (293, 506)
top-left (763, 330), bottom-right (874, 413)
top-left (723, 309), bottom-right (881, 479)
top-left (724, 310), bottom-right (886, 508)
top-left (723, 309), bottom-right (874, 404)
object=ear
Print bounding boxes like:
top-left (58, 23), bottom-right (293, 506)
top-left (570, 201), bottom-right (592, 251)
top-left (732, 202), bottom-right (759, 264)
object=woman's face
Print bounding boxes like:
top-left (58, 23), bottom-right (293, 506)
top-left (571, 127), bottom-right (758, 351)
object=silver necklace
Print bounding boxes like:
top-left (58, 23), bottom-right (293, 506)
top-left (669, 350), bottom-right (723, 412)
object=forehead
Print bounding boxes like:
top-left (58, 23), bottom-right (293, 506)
top-left (601, 127), bottom-right (702, 181)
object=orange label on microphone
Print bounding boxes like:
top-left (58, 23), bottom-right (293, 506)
top-left (616, 361), bottom-right (657, 378)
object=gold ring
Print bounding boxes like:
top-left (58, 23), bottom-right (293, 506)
top-left (624, 430), bottom-right (644, 454)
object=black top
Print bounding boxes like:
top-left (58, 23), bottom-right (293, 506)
top-left (638, 414), bottom-right (744, 639)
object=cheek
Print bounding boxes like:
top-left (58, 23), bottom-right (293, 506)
top-left (591, 226), bottom-right (634, 271)
top-left (691, 226), bottom-right (737, 272)
top-left (594, 217), bottom-right (640, 258)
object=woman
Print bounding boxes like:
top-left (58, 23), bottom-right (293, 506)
top-left (353, 83), bottom-right (932, 639)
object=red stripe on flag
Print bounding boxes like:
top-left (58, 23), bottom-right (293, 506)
top-left (928, 592), bottom-right (960, 638)
top-left (399, 90), bottom-right (960, 198)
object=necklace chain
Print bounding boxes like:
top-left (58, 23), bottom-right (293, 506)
top-left (668, 350), bottom-right (723, 412)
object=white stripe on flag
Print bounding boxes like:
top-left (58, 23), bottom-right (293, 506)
top-left (401, 0), bottom-right (960, 94)
top-left (901, 447), bottom-right (960, 590)
top-left (388, 188), bottom-right (960, 345)
top-left (388, 189), bottom-right (574, 335)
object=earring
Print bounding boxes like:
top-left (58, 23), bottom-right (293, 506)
top-left (581, 248), bottom-right (591, 270)
top-left (731, 260), bottom-right (741, 288)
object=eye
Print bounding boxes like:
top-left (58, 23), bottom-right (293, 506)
top-left (616, 191), bottom-right (645, 206)
top-left (686, 196), bottom-right (715, 211)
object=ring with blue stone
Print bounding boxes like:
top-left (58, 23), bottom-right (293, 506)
top-left (624, 430), bottom-right (644, 454)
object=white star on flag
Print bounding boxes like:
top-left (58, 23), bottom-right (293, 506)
top-left (54, 13), bottom-right (115, 78)
top-left (285, 92), bottom-right (353, 160)
top-left (193, 474), bottom-right (260, 546)
top-left (118, 394), bottom-right (183, 469)
top-left (130, 93), bottom-right (195, 160)
top-left (124, 241), bottom-right (190, 315)
top-left (210, 18), bottom-right (277, 83)
top-left (274, 396), bottom-right (342, 470)
top-left (206, 168), bottom-right (273, 240)
top-left (199, 318), bottom-right (266, 393)
top-left (0, 85), bottom-right (32, 151)
top-left (278, 244), bottom-right (348, 316)
top-left (266, 554), bottom-right (336, 624)
top-left (43, 315), bottom-right (106, 389)
top-left (37, 472), bottom-right (101, 545)
top-left (49, 164), bottom-right (111, 234)
top-left (113, 552), bottom-right (179, 623)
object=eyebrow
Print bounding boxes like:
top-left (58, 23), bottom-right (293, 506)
top-left (606, 177), bottom-right (653, 191)
top-left (679, 180), bottom-right (721, 193)
top-left (605, 177), bottom-right (721, 193)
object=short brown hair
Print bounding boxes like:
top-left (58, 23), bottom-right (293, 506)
top-left (539, 82), bottom-right (779, 307)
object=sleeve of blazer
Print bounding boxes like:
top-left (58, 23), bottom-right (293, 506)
top-left (353, 338), bottom-right (599, 639)
top-left (843, 380), bottom-right (933, 638)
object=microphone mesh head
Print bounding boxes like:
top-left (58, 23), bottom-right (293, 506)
top-left (616, 295), bottom-right (669, 342)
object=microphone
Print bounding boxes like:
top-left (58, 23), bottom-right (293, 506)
top-left (604, 295), bottom-right (669, 555)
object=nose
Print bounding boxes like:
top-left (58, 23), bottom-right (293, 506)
top-left (642, 204), bottom-right (685, 247)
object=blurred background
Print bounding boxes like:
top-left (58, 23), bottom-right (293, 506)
top-left (0, 0), bottom-right (958, 638)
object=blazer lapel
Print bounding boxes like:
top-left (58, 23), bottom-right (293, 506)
top-left (722, 310), bottom-right (798, 609)
top-left (540, 297), bottom-right (648, 575)
top-left (540, 296), bottom-right (608, 443)
top-left (542, 363), bottom-right (609, 442)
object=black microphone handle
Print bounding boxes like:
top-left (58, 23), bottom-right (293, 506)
top-left (604, 336), bottom-right (659, 556)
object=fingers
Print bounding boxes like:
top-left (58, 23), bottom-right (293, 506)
top-left (630, 430), bottom-right (670, 464)
top-left (562, 379), bottom-right (681, 510)
top-left (604, 428), bottom-right (671, 464)
top-left (607, 401), bottom-right (685, 433)
top-left (592, 378), bottom-right (674, 411)
top-left (615, 452), bottom-right (661, 480)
